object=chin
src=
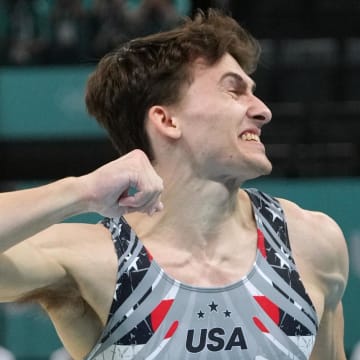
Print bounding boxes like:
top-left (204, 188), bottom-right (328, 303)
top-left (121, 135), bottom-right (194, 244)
top-left (260, 160), bottom-right (273, 175)
top-left (262, 160), bottom-right (273, 175)
top-left (247, 158), bottom-right (273, 180)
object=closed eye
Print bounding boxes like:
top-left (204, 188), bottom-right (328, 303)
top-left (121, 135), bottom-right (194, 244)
top-left (220, 72), bottom-right (256, 98)
top-left (228, 89), bottom-right (241, 98)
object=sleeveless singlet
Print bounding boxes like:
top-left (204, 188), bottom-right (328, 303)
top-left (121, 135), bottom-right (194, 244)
top-left (85, 189), bottom-right (318, 360)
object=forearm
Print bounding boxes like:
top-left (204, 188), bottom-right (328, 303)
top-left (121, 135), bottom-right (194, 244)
top-left (0, 177), bottom-right (88, 252)
top-left (0, 150), bottom-right (163, 252)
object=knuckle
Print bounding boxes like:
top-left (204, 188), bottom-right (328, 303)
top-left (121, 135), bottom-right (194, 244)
top-left (133, 149), bottom-right (147, 161)
top-left (127, 149), bottom-right (144, 164)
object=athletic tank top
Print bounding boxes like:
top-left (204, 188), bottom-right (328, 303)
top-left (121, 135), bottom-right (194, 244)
top-left (85, 189), bottom-right (318, 360)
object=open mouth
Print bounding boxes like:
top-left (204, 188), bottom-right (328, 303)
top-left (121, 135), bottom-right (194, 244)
top-left (240, 132), bottom-right (261, 143)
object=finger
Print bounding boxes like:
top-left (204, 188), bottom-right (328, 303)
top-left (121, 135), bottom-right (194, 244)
top-left (145, 200), bottom-right (164, 216)
top-left (120, 184), bottom-right (164, 215)
top-left (118, 191), bottom-right (152, 208)
top-left (118, 186), bottom-right (162, 210)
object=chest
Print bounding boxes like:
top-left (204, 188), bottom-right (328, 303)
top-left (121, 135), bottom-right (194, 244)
top-left (136, 221), bottom-right (259, 289)
top-left (147, 247), bottom-right (258, 289)
top-left (85, 239), bottom-right (319, 360)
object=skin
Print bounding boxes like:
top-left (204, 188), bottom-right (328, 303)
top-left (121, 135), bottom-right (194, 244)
top-left (0, 54), bottom-right (348, 359)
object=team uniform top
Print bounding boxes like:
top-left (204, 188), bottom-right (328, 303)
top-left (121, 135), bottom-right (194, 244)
top-left (85, 188), bottom-right (318, 360)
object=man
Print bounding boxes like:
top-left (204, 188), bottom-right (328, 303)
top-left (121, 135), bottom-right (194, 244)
top-left (0, 9), bottom-right (348, 360)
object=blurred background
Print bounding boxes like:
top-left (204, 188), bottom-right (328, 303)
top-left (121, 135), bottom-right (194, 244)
top-left (0, 0), bottom-right (359, 359)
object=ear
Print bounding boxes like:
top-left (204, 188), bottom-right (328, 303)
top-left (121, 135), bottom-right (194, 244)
top-left (148, 105), bottom-right (182, 139)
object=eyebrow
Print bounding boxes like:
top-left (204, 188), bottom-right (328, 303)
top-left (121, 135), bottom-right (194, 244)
top-left (219, 72), bottom-right (256, 93)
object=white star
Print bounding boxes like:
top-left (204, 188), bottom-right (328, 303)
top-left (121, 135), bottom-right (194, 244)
top-left (275, 251), bottom-right (290, 269)
top-left (265, 205), bottom-right (282, 222)
top-left (281, 245), bottom-right (291, 259)
top-left (125, 254), bottom-right (140, 272)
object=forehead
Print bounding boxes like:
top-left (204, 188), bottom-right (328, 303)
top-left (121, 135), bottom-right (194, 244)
top-left (191, 53), bottom-right (255, 89)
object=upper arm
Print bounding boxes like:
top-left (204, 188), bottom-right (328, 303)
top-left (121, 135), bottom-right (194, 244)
top-left (308, 214), bottom-right (348, 360)
top-left (310, 301), bottom-right (347, 360)
top-left (279, 198), bottom-right (349, 359)
top-left (308, 211), bottom-right (349, 309)
top-left (0, 224), bottom-right (68, 303)
top-left (302, 209), bottom-right (348, 308)
top-left (279, 198), bottom-right (349, 307)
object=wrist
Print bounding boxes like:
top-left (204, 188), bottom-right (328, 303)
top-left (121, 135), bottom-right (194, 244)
top-left (73, 174), bottom-right (102, 215)
top-left (52, 176), bottom-right (92, 218)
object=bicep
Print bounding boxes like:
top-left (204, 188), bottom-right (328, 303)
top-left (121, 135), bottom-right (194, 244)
top-left (281, 199), bottom-right (349, 304)
top-left (310, 302), bottom-right (346, 360)
top-left (279, 200), bottom-right (349, 359)
top-left (312, 212), bottom-right (349, 308)
top-left (0, 227), bottom-right (67, 302)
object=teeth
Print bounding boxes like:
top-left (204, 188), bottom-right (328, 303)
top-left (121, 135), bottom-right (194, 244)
top-left (241, 132), bottom-right (260, 142)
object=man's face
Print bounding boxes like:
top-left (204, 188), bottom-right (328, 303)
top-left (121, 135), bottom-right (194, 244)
top-left (173, 53), bottom-right (273, 184)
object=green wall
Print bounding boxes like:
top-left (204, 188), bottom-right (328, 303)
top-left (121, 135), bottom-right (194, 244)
top-left (0, 66), bottom-right (105, 139)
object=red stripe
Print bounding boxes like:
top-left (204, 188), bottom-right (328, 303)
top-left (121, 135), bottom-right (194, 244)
top-left (164, 321), bottom-right (179, 339)
top-left (257, 229), bottom-right (266, 258)
top-left (254, 295), bottom-right (280, 329)
top-left (253, 316), bottom-right (269, 333)
top-left (151, 300), bottom-right (174, 331)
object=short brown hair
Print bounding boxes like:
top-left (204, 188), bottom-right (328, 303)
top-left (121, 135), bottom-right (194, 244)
top-left (85, 9), bottom-right (260, 160)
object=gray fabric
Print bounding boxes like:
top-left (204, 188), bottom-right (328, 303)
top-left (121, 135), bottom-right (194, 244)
top-left (85, 189), bottom-right (318, 360)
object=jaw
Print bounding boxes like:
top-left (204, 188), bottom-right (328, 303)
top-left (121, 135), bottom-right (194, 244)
top-left (245, 152), bottom-right (273, 179)
top-left (207, 151), bottom-right (272, 187)
top-left (234, 139), bottom-right (273, 181)
top-left (242, 138), bottom-right (272, 168)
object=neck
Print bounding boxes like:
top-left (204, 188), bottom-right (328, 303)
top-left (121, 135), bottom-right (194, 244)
top-left (126, 165), bottom-right (254, 249)
top-left (161, 175), bottom-right (239, 233)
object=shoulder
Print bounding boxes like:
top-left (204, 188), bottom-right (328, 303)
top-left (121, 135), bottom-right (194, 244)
top-left (278, 197), bottom-right (342, 236)
top-left (278, 198), bottom-right (349, 308)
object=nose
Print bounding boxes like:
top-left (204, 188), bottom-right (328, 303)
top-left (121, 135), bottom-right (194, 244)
top-left (247, 95), bottom-right (272, 125)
